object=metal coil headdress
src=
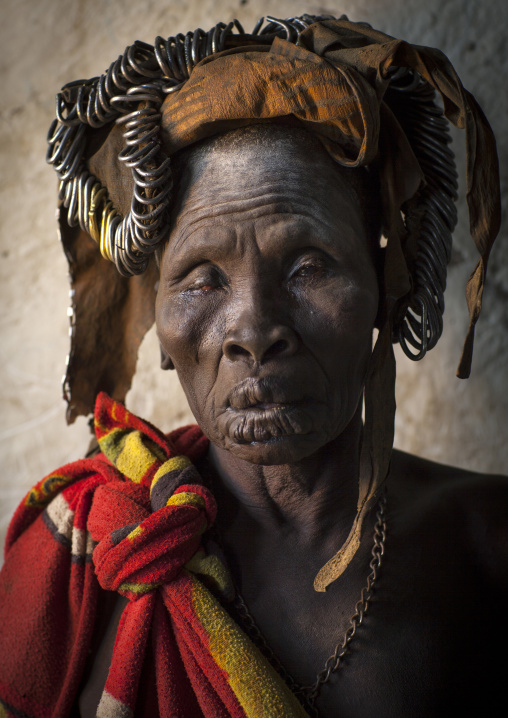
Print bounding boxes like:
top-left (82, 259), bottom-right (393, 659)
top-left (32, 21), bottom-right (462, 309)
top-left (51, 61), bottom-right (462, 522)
top-left (47, 13), bottom-right (457, 364)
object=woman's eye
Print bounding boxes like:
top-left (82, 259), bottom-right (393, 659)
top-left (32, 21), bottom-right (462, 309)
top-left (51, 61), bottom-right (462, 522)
top-left (191, 283), bottom-right (214, 292)
top-left (186, 266), bottom-right (223, 293)
top-left (291, 258), bottom-right (328, 280)
top-left (190, 278), bottom-right (214, 291)
top-left (295, 264), bottom-right (320, 277)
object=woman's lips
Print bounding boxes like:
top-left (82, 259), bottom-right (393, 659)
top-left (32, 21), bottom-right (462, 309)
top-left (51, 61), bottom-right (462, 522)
top-left (218, 378), bottom-right (314, 443)
top-left (227, 377), bottom-right (299, 410)
top-left (219, 404), bottom-right (313, 444)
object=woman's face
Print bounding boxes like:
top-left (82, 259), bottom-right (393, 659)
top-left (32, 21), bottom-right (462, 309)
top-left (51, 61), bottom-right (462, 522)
top-left (156, 140), bottom-right (379, 465)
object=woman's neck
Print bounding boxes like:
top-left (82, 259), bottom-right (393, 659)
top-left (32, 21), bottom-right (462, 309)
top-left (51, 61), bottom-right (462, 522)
top-left (206, 407), bottom-right (364, 549)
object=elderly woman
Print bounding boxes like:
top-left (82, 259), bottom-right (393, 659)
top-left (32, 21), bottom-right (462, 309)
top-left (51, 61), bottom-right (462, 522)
top-left (0, 13), bottom-right (505, 718)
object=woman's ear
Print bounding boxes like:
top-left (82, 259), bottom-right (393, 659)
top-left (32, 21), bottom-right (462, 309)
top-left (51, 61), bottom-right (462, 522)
top-left (160, 344), bottom-right (175, 371)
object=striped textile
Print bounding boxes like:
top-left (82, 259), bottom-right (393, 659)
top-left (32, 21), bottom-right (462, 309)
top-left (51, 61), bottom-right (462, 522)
top-left (0, 393), bottom-right (308, 718)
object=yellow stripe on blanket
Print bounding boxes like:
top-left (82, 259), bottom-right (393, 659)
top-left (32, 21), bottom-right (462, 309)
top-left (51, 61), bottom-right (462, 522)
top-left (97, 426), bottom-right (127, 464)
top-left (166, 491), bottom-right (205, 510)
top-left (151, 455), bottom-right (192, 493)
top-left (185, 549), bottom-right (233, 598)
top-left (191, 575), bottom-right (309, 718)
top-left (127, 525), bottom-right (144, 541)
top-left (118, 581), bottom-right (160, 595)
top-left (114, 431), bottom-right (160, 483)
top-left (25, 474), bottom-right (73, 507)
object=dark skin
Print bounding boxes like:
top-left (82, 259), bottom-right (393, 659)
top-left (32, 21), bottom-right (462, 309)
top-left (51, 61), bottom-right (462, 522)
top-left (79, 137), bottom-right (508, 717)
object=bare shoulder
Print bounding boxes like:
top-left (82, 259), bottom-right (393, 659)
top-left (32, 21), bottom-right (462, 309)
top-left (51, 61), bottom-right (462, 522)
top-left (388, 449), bottom-right (508, 584)
top-left (389, 447), bottom-right (508, 503)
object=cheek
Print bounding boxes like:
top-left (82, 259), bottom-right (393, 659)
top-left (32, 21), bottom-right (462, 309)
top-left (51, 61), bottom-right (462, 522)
top-left (298, 279), bottom-right (378, 428)
top-left (156, 292), bottom-right (216, 361)
top-left (155, 292), bottom-right (225, 412)
top-left (155, 295), bottom-right (194, 370)
top-left (302, 279), bottom-right (378, 362)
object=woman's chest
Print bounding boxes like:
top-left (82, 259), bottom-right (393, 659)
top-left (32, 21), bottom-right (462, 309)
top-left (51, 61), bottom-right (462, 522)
top-left (305, 602), bottom-right (493, 718)
top-left (226, 531), bottom-right (502, 718)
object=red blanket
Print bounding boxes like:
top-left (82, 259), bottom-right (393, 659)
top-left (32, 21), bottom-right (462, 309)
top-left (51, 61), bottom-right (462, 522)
top-left (0, 394), bottom-right (308, 718)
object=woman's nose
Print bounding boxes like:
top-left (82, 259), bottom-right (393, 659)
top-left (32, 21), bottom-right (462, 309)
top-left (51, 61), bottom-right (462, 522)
top-left (222, 313), bottom-right (299, 364)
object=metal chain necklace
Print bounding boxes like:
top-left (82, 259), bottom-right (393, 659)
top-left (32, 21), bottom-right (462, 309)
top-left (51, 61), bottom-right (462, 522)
top-left (225, 492), bottom-right (388, 717)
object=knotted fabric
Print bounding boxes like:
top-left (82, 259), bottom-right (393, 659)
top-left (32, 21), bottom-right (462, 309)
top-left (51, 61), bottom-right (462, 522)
top-left (0, 394), bottom-right (308, 718)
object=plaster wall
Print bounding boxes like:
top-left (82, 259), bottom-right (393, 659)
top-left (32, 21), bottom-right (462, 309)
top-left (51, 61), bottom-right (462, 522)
top-left (1, 0), bottom-right (507, 554)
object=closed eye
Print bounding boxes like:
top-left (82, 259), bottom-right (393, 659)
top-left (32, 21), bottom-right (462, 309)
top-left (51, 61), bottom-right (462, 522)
top-left (185, 264), bottom-right (226, 293)
top-left (289, 254), bottom-right (332, 282)
top-left (293, 263), bottom-right (324, 278)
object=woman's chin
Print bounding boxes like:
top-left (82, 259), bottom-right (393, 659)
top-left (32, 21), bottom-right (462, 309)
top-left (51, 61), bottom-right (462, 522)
top-left (220, 431), bottom-right (327, 465)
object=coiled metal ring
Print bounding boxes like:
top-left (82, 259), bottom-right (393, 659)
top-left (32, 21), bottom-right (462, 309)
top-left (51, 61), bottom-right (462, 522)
top-left (385, 73), bottom-right (458, 360)
top-left (48, 16), bottom-right (315, 277)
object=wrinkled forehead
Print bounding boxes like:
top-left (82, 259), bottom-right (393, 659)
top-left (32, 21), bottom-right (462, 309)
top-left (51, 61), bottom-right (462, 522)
top-left (173, 128), bottom-right (365, 209)
top-left (160, 128), bottom-right (376, 265)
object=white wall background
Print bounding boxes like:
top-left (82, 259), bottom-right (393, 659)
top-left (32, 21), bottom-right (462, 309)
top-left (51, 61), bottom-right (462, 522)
top-left (1, 0), bottom-right (507, 555)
